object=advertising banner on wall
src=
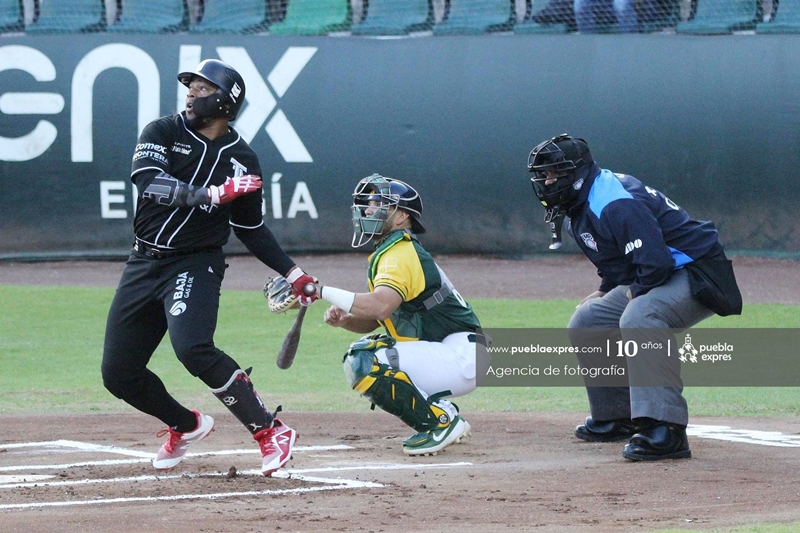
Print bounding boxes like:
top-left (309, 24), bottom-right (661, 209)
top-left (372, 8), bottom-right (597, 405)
top-left (1, 35), bottom-right (798, 258)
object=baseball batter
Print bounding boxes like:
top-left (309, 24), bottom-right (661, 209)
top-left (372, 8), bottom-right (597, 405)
top-left (316, 174), bottom-right (483, 456)
top-left (527, 134), bottom-right (741, 461)
top-left (101, 59), bottom-right (318, 476)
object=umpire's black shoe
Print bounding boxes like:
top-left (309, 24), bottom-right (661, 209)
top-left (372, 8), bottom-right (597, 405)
top-left (622, 424), bottom-right (691, 461)
top-left (574, 417), bottom-right (639, 443)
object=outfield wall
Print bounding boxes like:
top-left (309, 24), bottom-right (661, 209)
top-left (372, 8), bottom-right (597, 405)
top-left (1, 35), bottom-right (798, 258)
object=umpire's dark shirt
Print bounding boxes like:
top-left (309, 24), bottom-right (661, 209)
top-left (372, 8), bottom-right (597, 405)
top-left (567, 165), bottom-right (720, 297)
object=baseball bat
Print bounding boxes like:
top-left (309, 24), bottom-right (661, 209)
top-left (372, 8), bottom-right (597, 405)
top-left (276, 282), bottom-right (317, 369)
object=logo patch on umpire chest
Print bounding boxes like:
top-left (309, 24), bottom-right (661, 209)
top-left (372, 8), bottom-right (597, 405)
top-left (580, 233), bottom-right (598, 252)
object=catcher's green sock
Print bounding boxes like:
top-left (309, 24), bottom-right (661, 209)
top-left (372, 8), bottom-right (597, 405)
top-left (403, 415), bottom-right (470, 456)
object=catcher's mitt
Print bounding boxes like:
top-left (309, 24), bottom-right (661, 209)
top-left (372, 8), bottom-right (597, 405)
top-left (264, 276), bottom-right (300, 314)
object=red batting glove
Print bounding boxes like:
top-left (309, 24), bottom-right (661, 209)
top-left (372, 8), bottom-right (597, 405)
top-left (286, 268), bottom-right (319, 306)
top-left (208, 175), bottom-right (262, 205)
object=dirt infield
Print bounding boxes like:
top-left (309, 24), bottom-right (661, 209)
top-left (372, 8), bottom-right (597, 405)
top-left (1, 255), bottom-right (799, 532)
top-left (2, 412), bottom-right (800, 533)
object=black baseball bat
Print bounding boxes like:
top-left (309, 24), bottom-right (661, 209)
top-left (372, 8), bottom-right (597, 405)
top-left (275, 283), bottom-right (316, 369)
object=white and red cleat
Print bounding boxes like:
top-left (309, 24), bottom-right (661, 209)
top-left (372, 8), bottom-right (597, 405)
top-left (152, 410), bottom-right (214, 469)
top-left (254, 419), bottom-right (297, 476)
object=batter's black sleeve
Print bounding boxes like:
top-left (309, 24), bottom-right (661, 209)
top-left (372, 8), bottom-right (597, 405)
top-left (235, 225), bottom-right (296, 276)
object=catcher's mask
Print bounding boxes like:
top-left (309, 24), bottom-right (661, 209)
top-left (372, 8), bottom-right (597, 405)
top-left (351, 174), bottom-right (425, 248)
top-left (178, 59), bottom-right (245, 122)
top-left (528, 133), bottom-right (593, 215)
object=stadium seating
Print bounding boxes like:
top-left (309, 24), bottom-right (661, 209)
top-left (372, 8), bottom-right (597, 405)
top-left (433, 0), bottom-right (515, 35)
top-left (107, 0), bottom-right (187, 33)
top-left (190, 0), bottom-right (270, 33)
top-left (351, 0), bottom-right (432, 35)
top-left (514, 0), bottom-right (572, 33)
top-left (676, 0), bottom-right (759, 34)
top-left (757, 0), bottom-right (800, 33)
top-left (268, 0), bottom-right (350, 35)
top-left (26, 0), bottom-right (106, 33)
top-left (638, 0), bottom-right (681, 33)
top-left (0, 0), bottom-right (23, 33)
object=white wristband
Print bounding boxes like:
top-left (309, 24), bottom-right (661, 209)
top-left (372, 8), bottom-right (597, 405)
top-left (286, 268), bottom-right (304, 284)
top-left (208, 186), bottom-right (221, 205)
top-left (320, 286), bottom-right (356, 313)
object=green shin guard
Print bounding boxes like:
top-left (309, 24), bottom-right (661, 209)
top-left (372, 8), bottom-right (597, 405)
top-left (343, 334), bottom-right (451, 433)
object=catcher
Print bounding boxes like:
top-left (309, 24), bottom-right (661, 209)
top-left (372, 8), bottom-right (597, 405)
top-left (312, 174), bottom-right (483, 456)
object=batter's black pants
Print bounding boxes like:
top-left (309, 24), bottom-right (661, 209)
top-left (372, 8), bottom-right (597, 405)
top-left (102, 249), bottom-right (234, 430)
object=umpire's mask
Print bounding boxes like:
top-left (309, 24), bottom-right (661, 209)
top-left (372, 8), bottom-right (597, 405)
top-left (528, 133), bottom-right (593, 209)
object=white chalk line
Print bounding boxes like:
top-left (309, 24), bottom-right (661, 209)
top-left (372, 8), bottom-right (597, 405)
top-left (0, 462), bottom-right (473, 490)
top-left (0, 440), bottom-right (472, 511)
top-left (1, 439), bottom-right (352, 456)
top-left (687, 425), bottom-right (800, 448)
top-left (0, 481), bottom-right (383, 511)
top-left (0, 475), bottom-right (54, 484)
top-left (0, 443), bottom-right (354, 472)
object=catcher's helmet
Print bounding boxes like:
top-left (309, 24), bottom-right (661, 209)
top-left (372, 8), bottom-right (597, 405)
top-left (351, 174), bottom-right (425, 248)
top-left (178, 59), bottom-right (245, 121)
top-left (528, 134), bottom-right (594, 210)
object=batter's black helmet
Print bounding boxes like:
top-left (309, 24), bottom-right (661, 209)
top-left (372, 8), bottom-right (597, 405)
top-left (178, 59), bottom-right (245, 121)
top-left (351, 174), bottom-right (425, 248)
top-left (528, 134), bottom-right (594, 209)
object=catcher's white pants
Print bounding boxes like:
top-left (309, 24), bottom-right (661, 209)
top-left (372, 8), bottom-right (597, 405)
top-left (374, 332), bottom-right (476, 399)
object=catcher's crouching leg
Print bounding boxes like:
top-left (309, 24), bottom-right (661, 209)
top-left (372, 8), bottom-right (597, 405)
top-left (342, 334), bottom-right (453, 433)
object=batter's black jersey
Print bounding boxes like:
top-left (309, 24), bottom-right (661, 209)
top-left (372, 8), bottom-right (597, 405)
top-left (130, 113), bottom-right (264, 250)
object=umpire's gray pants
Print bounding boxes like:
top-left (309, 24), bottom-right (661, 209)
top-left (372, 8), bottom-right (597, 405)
top-left (568, 269), bottom-right (714, 426)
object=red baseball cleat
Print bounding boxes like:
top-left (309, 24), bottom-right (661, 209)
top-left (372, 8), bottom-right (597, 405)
top-left (254, 419), bottom-right (297, 476)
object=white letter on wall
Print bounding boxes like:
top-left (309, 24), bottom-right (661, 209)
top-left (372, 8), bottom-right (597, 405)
top-left (72, 44), bottom-right (160, 162)
top-left (0, 45), bottom-right (64, 162)
top-left (287, 182), bottom-right (318, 219)
top-left (100, 181), bottom-right (128, 219)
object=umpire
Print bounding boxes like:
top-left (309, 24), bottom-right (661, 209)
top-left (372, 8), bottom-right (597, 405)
top-left (527, 134), bottom-right (742, 461)
top-left (102, 59), bottom-right (318, 476)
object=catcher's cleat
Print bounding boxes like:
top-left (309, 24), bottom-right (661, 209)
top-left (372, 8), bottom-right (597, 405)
top-left (454, 419), bottom-right (472, 444)
top-left (255, 419), bottom-right (297, 476)
top-left (402, 415), bottom-right (469, 456)
top-left (153, 410), bottom-right (214, 469)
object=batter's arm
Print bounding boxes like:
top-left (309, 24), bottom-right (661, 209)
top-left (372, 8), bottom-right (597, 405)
top-left (135, 171), bottom-right (261, 208)
top-left (135, 170), bottom-right (212, 207)
top-left (234, 225), bottom-right (296, 277)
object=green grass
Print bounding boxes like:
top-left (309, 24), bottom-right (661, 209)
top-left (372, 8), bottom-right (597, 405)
top-left (0, 286), bottom-right (798, 416)
top-left (1, 286), bottom-right (798, 533)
